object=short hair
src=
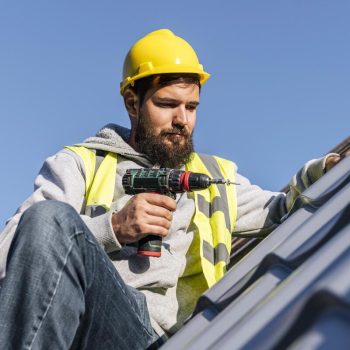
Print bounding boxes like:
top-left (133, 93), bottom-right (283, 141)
top-left (131, 73), bottom-right (201, 106)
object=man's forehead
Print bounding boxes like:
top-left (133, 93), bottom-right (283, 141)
top-left (151, 82), bottom-right (200, 101)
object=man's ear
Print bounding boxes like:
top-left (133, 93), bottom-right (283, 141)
top-left (123, 88), bottom-right (139, 118)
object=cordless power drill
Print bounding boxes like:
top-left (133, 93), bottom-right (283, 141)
top-left (122, 168), bottom-right (233, 257)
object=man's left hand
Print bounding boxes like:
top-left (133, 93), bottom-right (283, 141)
top-left (325, 153), bottom-right (348, 172)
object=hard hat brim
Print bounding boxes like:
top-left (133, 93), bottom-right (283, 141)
top-left (120, 65), bottom-right (210, 95)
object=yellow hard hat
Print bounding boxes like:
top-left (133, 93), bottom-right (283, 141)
top-left (120, 29), bottom-right (210, 95)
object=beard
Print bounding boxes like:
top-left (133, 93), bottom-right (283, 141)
top-left (135, 115), bottom-right (194, 168)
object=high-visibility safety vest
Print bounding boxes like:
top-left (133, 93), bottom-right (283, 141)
top-left (65, 145), bottom-right (237, 287)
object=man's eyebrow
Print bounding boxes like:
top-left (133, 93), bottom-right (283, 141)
top-left (153, 97), bottom-right (200, 105)
top-left (187, 101), bottom-right (200, 106)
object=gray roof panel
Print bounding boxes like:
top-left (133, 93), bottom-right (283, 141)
top-left (162, 156), bottom-right (350, 350)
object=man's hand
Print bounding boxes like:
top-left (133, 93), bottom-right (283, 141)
top-left (325, 152), bottom-right (350, 172)
top-left (325, 154), bottom-right (341, 172)
top-left (111, 193), bottom-right (176, 244)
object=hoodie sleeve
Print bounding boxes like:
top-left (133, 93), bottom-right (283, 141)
top-left (1, 149), bottom-right (122, 254)
top-left (233, 153), bottom-right (338, 236)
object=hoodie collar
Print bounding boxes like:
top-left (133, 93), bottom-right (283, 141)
top-left (77, 123), bottom-right (153, 166)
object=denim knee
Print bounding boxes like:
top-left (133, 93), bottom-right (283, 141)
top-left (15, 200), bottom-right (83, 252)
top-left (21, 200), bottom-right (77, 222)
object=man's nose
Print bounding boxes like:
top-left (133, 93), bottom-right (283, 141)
top-left (173, 106), bottom-right (188, 126)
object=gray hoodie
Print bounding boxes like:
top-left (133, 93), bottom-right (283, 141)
top-left (0, 124), bottom-right (333, 337)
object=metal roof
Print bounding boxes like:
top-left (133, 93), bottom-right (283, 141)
top-left (162, 139), bottom-right (350, 350)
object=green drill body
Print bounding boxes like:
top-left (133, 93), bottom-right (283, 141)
top-left (122, 168), bottom-right (232, 257)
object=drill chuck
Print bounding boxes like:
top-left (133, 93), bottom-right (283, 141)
top-left (180, 171), bottom-right (211, 191)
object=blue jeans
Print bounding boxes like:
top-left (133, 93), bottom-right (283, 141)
top-left (0, 201), bottom-right (159, 349)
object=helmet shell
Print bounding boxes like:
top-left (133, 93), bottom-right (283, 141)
top-left (120, 29), bottom-right (210, 95)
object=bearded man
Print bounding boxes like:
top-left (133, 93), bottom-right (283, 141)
top-left (0, 29), bottom-right (341, 349)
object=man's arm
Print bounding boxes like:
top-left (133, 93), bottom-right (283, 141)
top-left (1, 148), bottom-right (176, 256)
top-left (233, 153), bottom-right (340, 237)
top-left (1, 149), bottom-right (122, 254)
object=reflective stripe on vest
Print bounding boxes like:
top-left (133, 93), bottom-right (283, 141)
top-left (185, 153), bottom-right (237, 286)
top-left (66, 145), bottom-right (237, 287)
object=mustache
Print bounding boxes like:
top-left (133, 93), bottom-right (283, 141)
top-left (160, 127), bottom-right (190, 137)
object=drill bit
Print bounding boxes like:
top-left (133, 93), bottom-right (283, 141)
top-left (210, 179), bottom-right (240, 186)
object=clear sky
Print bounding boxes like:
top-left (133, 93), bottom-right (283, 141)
top-left (0, 1), bottom-right (349, 228)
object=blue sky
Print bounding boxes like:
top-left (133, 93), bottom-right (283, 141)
top-left (1, 1), bottom-right (349, 227)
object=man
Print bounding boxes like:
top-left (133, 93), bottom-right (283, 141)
top-left (0, 29), bottom-right (341, 349)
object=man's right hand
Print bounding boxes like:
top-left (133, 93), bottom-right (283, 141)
top-left (111, 193), bottom-right (176, 244)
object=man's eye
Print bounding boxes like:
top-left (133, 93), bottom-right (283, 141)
top-left (186, 105), bottom-right (197, 111)
top-left (157, 103), bottom-right (175, 108)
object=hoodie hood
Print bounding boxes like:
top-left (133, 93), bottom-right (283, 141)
top-left (77, 123), bottom-right (153, 166)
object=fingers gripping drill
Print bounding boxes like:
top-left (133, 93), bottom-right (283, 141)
top-left (122, 168), bottom-right (235, 257)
